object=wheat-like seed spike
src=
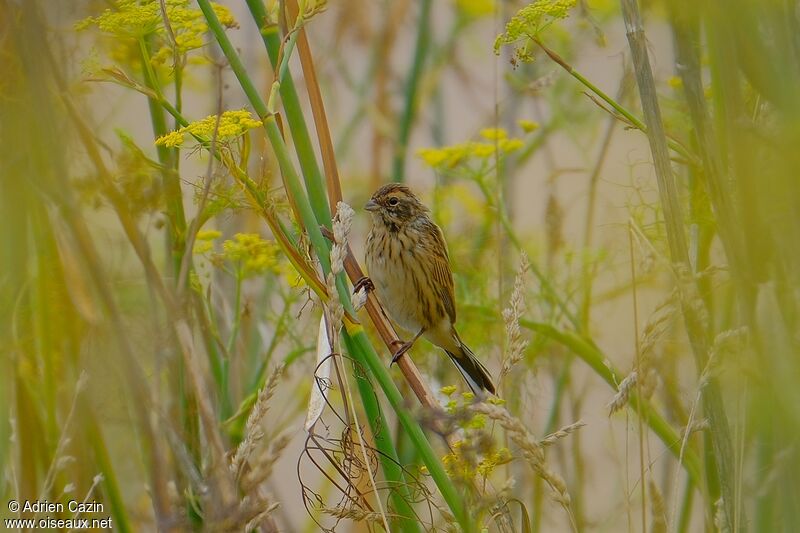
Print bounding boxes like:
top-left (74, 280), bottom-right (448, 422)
top-left (608, 371), bottom-right (638, 415)
top-left (541, 420), bottom-right (586, 447)
top-left (500, 253), bottom-right (530, 379)
top-left (231, 364), bottom-right (285, 477)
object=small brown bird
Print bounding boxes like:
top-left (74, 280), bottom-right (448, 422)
top-left (363, 184), bottom-right (496, 395)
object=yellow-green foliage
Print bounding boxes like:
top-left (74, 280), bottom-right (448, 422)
top-left (494, 0), bottom-right (577, 59)
top-left (417, 127), bottom-right (524, 169)
top-left (156, 110), bottom-right (263, 147)
top-left (76, 0), bottom-right (237, 62)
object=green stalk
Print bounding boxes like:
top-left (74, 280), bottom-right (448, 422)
top-left (677, 475), bottom-right (695, 533)
top-left (217, 270), bottom-right (243, 420)
top-left (341, 333), bottom-right (423, 532)
top-left (137, 37), bottom-right (186, 275)
top-left (262, 112), bottom-right (334, 272)
top-left (520, 320), bottom-right (703, 488)
top-left (87, 416), bottom-right (132, 533)
top-left (138, 36), bottom-right (197, 516)
top-left (226, 272), bottom-right (243, 355)
top-left (31, 210), bottom-right (59, 442)
top-left (196, 294), bottom-right (226, 413)
top-left (668, 5), bottom-right (742, 276)
top-left (345, 328), bottom-right (469, 530)
top-left (245, 0), bottom-right (331, 225)
top-left (197, 3), bottom-right (468, 528)
top-left (14, 377), bottom-right (41, 508)
top-left (392, 0), bottom-right (433, 183)
top-left (580, 73), bottom-right (629, 328)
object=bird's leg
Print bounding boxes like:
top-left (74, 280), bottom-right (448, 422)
top-left (353, 276), bottom-right (374, 294)
top-left (391, 329), bottom-right (425, 365)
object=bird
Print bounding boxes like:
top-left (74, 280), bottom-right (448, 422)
top-left (362, 183), bottom-right (496, 395)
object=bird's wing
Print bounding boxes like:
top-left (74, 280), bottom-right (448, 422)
top-left (426, 221), bottom-right (457, 324)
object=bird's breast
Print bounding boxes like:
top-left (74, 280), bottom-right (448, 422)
top-left (366, 228), bottom-right (424, 333)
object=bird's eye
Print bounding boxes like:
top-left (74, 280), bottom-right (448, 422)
top-left (388, 197), bottom-right (399, 206)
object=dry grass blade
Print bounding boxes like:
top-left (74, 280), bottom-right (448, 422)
top-left (305, 315), bottom-right (332, 432)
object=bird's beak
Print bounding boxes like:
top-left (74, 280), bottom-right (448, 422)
top-left (364, 199), bottom-right (379, 212)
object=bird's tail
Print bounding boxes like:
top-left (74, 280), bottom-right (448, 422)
top-left (446, 337), bottom-right (496, 395)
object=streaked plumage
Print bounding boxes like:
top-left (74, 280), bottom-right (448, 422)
top-left (364, 184), bottom-right (495, 394)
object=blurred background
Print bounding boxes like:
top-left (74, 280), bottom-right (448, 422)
top-left (2, 0), bottom-right (799, 531)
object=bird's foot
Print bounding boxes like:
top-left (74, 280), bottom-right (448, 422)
top-left (353, 276), bottom-right (374, 295)
top-left (390, 339), bottom-right (414, 365)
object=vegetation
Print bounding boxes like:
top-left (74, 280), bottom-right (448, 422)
top-left (2, 0), bottom-right (798, 530)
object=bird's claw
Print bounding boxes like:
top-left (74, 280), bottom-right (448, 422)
top-left (390, 340), bottom-right (413, 365)
top-left (353, 276), bottom-right (374, 295)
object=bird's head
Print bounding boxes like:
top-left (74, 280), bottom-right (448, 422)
top-left (365, 184), bottom-right (428, 229)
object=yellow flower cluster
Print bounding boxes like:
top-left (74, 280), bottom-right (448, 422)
top-left (417, 128), bottom-right (524, 169)
top-left (667, 76), bottom-right (683, 90)
top-left (197, 229), bottom-right (222, 240)
top-left (493, 0), bottom-right (577, 58)
top-left (221, 233), bottom-right (280, 277)
top-left (193, 231), bottom-right (282, 278)
top-left (442, 440), bottom-right (513, 481)
top-left (476, 447), bottom-right (513, 476)
top-left (156, 110), bottom-right (263, 148)
top-left (76, 0), bottom-right (237, 65)
top-left (438, 388), bottom-right (514, 481)
top-left (192, 229), bottom-right (222, 254)
top-left (440, 385), bottom-right (458, 396)
top-left (518, 119), bottom-right (540, 132)
top-left (193, 231), bottom-right (302, 286)
top-left (442, 441), bottom-right (472, 481)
